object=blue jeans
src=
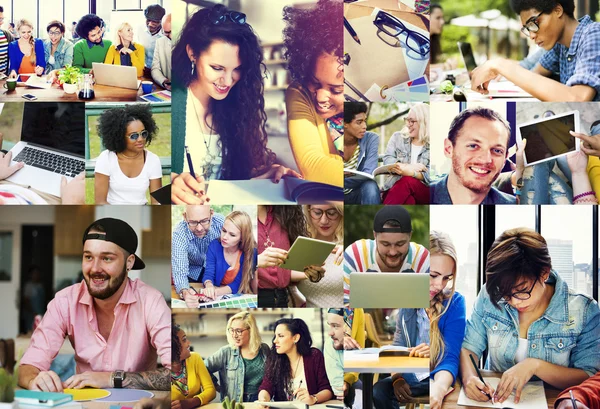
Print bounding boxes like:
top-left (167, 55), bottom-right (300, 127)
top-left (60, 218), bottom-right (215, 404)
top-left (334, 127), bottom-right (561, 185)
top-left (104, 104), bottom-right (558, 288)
top-left (521, 157), bottom-right (573, 204)
top-left (372, 374), bottom-right (429, 409)
top-left (345, 180), bottom-right (381, 204)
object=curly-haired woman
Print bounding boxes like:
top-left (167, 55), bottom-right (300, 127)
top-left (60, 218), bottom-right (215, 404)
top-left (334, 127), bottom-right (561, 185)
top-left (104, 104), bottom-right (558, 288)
top-left (94, 104), bottom-right (162, 204)
top-left (8, 19), bottom-right (46, 79)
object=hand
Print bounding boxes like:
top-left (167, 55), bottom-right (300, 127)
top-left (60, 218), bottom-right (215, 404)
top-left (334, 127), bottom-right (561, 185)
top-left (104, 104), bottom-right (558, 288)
top-left (343, 334), bottom-right (361, 350)
top-left (409, 343), bottom-right (430, 358)
top-left (181, 288), bottom-right (199, 308)
top-left (171, 172), bottom-right (209, 204)
top-left (48, 70), bottom-right (59, 84)
top-left (470, 59), bottom-right (501, 94)
top-left (120, 47), bottom-right (133, 55)
top-left (162, 81), bottom-right (171, 91)
top-left (63, 371), bottom-right (111, 389)
top-left (171, 400), bottom-right (182, 409)
top-left (343, 381), bottom-right (349, 397)
top-left (430, 379), bottom-right (450, 409)
top-left (256, 164), bottom-right (303, 183)
top-left (8, 70), bottom-right (17, 80)
top-left (28, 370), bottom-right (63, 392)
top-left (293, 387), bottom-right (311, 404)
top-left (495, 358), bottom-right (538, 404)
top-left (331, 244), bottom-right (343, 266)
top-left (134, 397), bottom-right (170, 409)
top-left (203, 283), bottom-right (216, 300)
top-left (566, 149), bottom-right (589, 175)
top-left (60, 172), bottom-right (85, 204)
top-left (0, 150), bottom-right (24, 180)
top-left (304, 264), bottom-right (325, 283)
top-left (257, 247), bottom-right (288, 268)
top-left (515, 138), bottom-right (526, 174)
top-left (391, 163), bottom-right (404, 175)
top-left (463, 375), bottom-right (494, 402)
top-left (392, 376), bottom-right (412, 402)
top-left (35, 66), bottom-right (44, 76)
top-left (571, 131), bottom-right (600, 157)
top-left (555, 398), bottom-right (590, 409)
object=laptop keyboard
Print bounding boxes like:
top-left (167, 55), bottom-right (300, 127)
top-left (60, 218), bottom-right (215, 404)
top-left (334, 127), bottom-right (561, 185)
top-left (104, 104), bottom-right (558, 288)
top-left (13, 147), bottom-right (84, 178)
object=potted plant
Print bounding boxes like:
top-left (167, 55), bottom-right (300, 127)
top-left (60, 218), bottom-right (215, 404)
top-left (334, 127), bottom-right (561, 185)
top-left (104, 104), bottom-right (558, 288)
top-left (0, 367), bottom-right (17, 409)
top-left (58, 65), bottom-right (81, 94)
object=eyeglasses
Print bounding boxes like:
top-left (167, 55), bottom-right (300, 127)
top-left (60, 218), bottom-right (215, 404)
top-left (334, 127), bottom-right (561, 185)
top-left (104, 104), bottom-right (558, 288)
top-left (209, 5), bottom-right (247, 25)
top-left (405, 118), bottom-right (417, 126)
top-left (309, 208), bottom-right (341, 221)
top-left (520, 11), bottom-right (544, 37)
top-left (186, 217), bottom-right (211, 228)
top-left (228, 327), bottom-right (249, 336)
top-left (507, 280), bottom-right (537, 300)
top-left (128, 130), bottom-right (149, 141)
top-left (373, 11), bottom-right (430, 56)
top-left (48, 30), bottom-right (62, 37)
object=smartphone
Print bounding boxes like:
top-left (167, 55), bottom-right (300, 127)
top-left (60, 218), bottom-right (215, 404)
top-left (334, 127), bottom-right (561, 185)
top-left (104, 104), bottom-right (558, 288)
top-left (22, 94), bottom-right (38, 101)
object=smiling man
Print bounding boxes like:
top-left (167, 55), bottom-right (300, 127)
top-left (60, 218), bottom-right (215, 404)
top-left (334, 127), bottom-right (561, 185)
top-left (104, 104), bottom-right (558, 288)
top-left (431, 107), bottom-right (516, 204)
top-left (139, 4), bottom-right (165, 76)
top-left (18, 218), bottom-right (170, 392)
top-left (72, 14), bottom-right (111, 74)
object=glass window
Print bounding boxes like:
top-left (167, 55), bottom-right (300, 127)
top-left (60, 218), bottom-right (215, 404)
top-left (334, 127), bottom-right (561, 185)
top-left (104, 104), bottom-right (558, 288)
top-left (495, 205), bottom-right (536, 238)
top-left (117, 0), bottom-right (141, 10)
top-left (0, 231), bottom-right (13, 281)
top-left (39, 0), bottom-right (64, 40)
top-left (13, 0), bottom-right (38, 38)
top-left (1, 3), bottom-right (12, 34)
top-left (65, 0), bottom-right (90, 40)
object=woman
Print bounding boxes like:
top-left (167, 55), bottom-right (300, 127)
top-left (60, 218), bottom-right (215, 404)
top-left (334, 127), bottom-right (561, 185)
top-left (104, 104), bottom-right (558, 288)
top-left (428, 231), bottom-right (466, 409)
top-left (461, 228), bottom-right (600, 404)
top-left (292, 205), bottom-right (343, 307)
top-left (43, 20), bottom-right (73, 74)
top-left (430, 4), bottom-right (457, 81)
top-left (94, 104), bottom-right (163, 205)
top-left (170, 4), bottom-right (300, 204)
top-left (382, 103), bottom-right (430, 205)
top-left (8, 19), bottom-right (45, 79)
top-left (204, 311), bottom-right (270, 402)
top-left (282, 0), bottom-right (344, 187)
top-left (104, 22), bottom-right (145, 77)
top-left (258, 318), bottom-right (333, 405)
top-left (201, 210), bottom-right (256, 301)
top-left (172, 323), bottom-right (216, 407)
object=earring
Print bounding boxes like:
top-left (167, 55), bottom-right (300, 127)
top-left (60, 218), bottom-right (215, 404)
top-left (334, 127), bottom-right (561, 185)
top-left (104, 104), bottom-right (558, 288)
top-left (191, 60), bottom-right (195, 76)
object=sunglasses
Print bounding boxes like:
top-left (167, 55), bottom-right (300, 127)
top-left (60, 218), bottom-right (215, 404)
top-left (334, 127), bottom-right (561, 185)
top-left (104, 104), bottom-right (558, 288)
top-left (128, 129), bottom-right (149, 141)
top-left (210, 5), bottom-right (247, 26)
top-left (373, 10), bottom-right (430, 56)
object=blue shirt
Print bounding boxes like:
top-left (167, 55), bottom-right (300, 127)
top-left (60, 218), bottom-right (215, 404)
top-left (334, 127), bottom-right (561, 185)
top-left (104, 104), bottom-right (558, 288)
top-left (203, 239), bottom-right (247, 294)
top-left (8, 38), bottom-right (46, 74)
top-left (43, 38), bottom-right (74, 74)
top-left (394, 308), bottom-right (430, 348)
top-left (430, 292), bottom-right (466, 384)
top-left (430, 175), bottom-right (516, 204)
top-left (462, 270), bottom-right (600, 377)
top-left (539, 15), bottom-right (600, 101)
top-left (171, 213), bottom-right (225, 293)
top-left (344, 131), bottom-right (380, 192)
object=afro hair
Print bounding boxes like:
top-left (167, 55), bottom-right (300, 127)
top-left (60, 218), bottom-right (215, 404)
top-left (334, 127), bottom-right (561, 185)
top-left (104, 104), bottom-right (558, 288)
top-left (97, 104), bottom-right (158, 153)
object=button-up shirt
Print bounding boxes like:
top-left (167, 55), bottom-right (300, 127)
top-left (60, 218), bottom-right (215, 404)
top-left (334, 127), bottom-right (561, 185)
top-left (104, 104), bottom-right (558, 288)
top-left (430, 174), bottom-right (516, 204)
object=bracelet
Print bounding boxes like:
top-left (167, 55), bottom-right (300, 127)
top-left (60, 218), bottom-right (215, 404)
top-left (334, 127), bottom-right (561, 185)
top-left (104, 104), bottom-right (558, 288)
top-left (574, 196), bottom-right (598, 205)
top-left (311, 395), bottom-right (318, 404)
top-left (515, 189), bottom-right (522, 196)
top-left (573, 191), bottom-right (595, 201)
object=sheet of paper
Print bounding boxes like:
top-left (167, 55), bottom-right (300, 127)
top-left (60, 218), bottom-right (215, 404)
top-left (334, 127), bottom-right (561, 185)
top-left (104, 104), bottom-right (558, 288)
top-left (205, 179), bottom-right (295, 205)
top-left (344, 349), bottom-right (380, 361)
top-left (458, 379), bottom-right (547, 409)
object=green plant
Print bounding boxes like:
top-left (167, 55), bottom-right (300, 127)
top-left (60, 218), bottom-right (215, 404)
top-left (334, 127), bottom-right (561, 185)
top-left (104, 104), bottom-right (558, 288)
top-left (221, 396), bottom-right (244, 409)
top-left (58, 65), bottom-right (81, 85)
top-left (0, 367), bottom-right (17, 403)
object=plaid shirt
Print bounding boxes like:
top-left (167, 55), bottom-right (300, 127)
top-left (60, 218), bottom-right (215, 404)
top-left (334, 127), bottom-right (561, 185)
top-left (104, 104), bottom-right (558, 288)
top-left (539, 15), bottom-right (600, 101)
top-left (381, 132), bottom-right (430, 191)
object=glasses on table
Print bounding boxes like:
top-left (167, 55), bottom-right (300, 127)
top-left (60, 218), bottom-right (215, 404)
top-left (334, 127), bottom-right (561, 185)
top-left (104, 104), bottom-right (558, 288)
top-left (520, 11), bottom-right (544, 37)
top-left (506, 280), bottom-right (537, 300)
top-left (228, 328), bottom-right (249, 336)
top-left (210, 4), bottom-right (247, 25)
top-left (127, 130), bottom-right (149, 141)
top-left (373, 10), bottom-right (430, 56)
top-left (309, 208), bottom-right (341, 221)
top-left (186, 217), bottom-right (211, 228)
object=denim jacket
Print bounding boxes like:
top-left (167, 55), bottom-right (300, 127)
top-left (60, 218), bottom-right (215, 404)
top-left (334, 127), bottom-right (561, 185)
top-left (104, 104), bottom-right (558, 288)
top-left (394, 308), bottom-right (430, 347)
top-left (43, 38), bottom-right (74, 74)
top-left (382, 132), bottom-right (430, 190)
top-left (462, 270), bottom-right (600, 377)
top-left (204, 343), bottom-right (270, 401)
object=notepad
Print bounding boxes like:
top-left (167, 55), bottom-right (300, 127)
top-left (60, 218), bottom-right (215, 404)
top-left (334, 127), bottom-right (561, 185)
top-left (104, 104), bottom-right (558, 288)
top-left (345, 345), bottom-right (411, 361)
top-left (458, 378), bottom-right (547, 409)
top-left (15, 391), bottom-right (73, 407)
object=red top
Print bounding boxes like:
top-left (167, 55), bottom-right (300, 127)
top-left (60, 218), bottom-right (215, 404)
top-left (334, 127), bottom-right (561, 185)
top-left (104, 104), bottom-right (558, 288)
top-left (557, 371), bottom-right (600, 409)
top-left (257, 207), bottom-right (291, 289)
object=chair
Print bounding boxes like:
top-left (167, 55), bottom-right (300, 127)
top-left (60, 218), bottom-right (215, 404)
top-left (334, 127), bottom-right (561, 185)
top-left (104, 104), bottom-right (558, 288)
top-left (403, 396), bottom-right (429, 409)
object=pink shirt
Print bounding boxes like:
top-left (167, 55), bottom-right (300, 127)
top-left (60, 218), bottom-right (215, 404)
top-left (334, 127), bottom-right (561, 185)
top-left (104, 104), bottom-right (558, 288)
top-left (257, 208), bottom-right (291, 289)
top-left (21, 278), bottom-right (171, 373)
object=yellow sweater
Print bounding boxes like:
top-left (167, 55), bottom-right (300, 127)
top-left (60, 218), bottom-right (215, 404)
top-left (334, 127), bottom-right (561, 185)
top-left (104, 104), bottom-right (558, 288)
top-left (588, 156), bottom-right (600, 202)
top-left (285, 82), bottom-right (343, 187)
top-left (344, 308), bottom-right (365, 385)
top-left (103, 42), bottom-right (145, 77)
top-left (171, 352), bottom-right (216, 406)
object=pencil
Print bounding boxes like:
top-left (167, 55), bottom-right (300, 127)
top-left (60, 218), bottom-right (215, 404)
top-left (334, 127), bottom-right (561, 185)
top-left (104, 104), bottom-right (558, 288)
top-left (344, 78), bottom-right (371, 102)
top-left (468, 354), bottom-right (493, 402)
top-left (569, 390), bottom-right (578, 408)
top-left (185, 145), bottom-right (196, 179)
top-left (344, 17), bottom-right (361, 45)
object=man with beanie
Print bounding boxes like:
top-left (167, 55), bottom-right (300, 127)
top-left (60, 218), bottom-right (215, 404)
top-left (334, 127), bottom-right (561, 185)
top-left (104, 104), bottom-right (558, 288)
top-left (18, 218), bottom-right (170, 392)
top-left (140, 4), bottom-right (165, 76)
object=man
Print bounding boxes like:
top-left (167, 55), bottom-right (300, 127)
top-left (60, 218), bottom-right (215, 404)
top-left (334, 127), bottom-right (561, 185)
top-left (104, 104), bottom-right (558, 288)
top-left (343, 206), bottom-right (430, 305)
top-left (555, 371), bottom-right (599, 409)
top-left (324, 308), bottom-right (357, 408)
top-left (172, 205), bottom-right (225, 308)
top-left (430, 107), bottom-right (516, 204)
top-left (471, 0), bottom-right (600, 102)
top-left (344, 102), bottom-right (381, 204)
top-left (140, 4), bottom-right (165, 76)
top-left (151, 13), bottom-right (171, 91)
top-left (18, 218), bottom-right (170, 392)
top-left (72, 14), bottom-right (111, 74)
top-left (0, 7), bottom-right (13, 76)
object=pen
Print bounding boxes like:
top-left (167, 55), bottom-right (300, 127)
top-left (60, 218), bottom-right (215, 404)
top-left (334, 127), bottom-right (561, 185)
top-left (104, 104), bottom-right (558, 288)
top-left (293, 380), bottom-right (303, 400)
top-left (344, 17), bottom-right (361, 45)
top-left (402, 315), bottom-right (411, 349)
top-left (344, 78), bottom-right (371, 102)
top-left (468, 354), bottom-right (494, 403)
top-left (569, 390), bottom-right (578, 408)
top-left (185, 145), bottom-right (196, 179)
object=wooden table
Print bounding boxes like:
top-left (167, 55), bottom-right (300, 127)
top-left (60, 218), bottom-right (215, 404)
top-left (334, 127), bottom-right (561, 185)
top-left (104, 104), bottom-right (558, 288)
top-left (203, 400), bottom-right (342, 409)
top-left (344, 356), bottom-right (429, 409)
top-left (170, 283), bottom-right (204, 300)
top-left (442, 371), bottom-right (561, 409)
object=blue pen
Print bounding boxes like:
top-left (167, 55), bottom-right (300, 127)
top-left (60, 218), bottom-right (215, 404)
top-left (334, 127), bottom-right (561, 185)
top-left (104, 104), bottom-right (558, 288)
top-left (185, 146), bottom-right (196, 179)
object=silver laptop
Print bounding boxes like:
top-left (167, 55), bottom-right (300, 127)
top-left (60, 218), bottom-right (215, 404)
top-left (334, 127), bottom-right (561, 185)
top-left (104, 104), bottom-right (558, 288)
top-left (92, 62), bottom-right (141, 90)
top-left (349, 273), bottom-right (429, 308)
top-left (6, 103), bottom-right (86, 197)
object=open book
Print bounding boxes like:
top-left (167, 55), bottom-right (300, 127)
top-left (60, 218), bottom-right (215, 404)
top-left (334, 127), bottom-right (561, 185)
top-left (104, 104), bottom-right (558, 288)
top-left (458, 379), bottom-right (547, 409)
top-left (344, 345), bottom-right (411, 361)
top-left (344, 164), bottom-right (395, 181)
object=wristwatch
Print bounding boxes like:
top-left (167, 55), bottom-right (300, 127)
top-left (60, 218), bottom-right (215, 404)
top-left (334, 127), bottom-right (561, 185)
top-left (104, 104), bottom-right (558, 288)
top-left (112, 370), bottom-right (125, 388)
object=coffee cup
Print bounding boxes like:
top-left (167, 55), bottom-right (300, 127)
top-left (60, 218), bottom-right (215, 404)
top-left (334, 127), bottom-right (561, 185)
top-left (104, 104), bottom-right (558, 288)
top-left (142, 81), bottom-right (153, 94)
top-left (4, 79), bottom-right (16, 91)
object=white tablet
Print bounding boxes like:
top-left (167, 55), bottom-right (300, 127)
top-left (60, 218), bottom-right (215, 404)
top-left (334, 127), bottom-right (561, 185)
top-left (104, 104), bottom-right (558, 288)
top-left (280, 236), bottom-right (336, 272)
top-left (517, 110), bottom-right (580, 167)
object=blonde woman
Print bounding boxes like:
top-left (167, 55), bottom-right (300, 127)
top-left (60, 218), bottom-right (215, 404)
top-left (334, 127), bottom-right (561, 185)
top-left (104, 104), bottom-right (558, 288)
top-left (382, 103), bottom-right (430, 204)
top-left (201, 210), bottom-right (257, 301)
top-left (104, 22), bottom-right (145, 76)
top-left (428, 231), bottom-right (466, 409)
top-left (8, 19), bottom-right (45, 78)
top-left (204, 311), bottom-right (270, 402)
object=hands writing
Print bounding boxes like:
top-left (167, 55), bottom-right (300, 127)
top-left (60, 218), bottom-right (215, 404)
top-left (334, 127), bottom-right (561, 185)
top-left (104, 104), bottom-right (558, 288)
top-left (494, 358), bottom-right (538, 404)
top-left (171, 172), bottom-right (209, 204)
top-left (462, 374), bottom-right (495, 402)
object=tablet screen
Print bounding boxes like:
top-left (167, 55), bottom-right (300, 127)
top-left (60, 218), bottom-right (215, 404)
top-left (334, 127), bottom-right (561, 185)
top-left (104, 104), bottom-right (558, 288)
top-left (520, 113), bottom-right (576, 165)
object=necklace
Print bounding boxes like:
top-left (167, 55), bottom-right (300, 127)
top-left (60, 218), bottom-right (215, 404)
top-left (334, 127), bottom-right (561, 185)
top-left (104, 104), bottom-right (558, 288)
top-left (292, 354), bottom-right (301, 378)
top-left (190, 91), bottom-right (216, 179)
top-left (119, 150), bottom-right (142, 159)
top-left (260, 210), bottom-right (275, 248)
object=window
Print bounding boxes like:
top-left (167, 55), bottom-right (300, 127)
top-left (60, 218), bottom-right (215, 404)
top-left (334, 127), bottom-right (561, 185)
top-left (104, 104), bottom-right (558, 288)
top-left (0, 231), bottom-right (13, 281)
top-left (64, 0), bottom-right (90, 40)
top-left (495, 205), bottom-right (536, 238)
top-left (39, 0), bottom-right (64, 40)
top-left (12, 0), bottom-right (37, 38)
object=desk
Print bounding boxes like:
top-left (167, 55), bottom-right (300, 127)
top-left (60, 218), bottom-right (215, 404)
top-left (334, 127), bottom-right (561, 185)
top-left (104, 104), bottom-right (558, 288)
top-left (344, 356), bottom-right (429, 409)
top-left (78, 391), bottom-right (169, 409)
top-left (203, 400), bottom-right (341, 409)
top-left (170, 284), bottom-right (204, 300)
top-left (442, 371), bottom-right (561, 409)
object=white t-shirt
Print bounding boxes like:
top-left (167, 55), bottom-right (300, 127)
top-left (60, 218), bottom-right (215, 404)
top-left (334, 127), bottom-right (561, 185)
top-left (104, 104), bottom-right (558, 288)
top-left (410, 143), bottom-right (423, 165)
top-left (514, 337), bottom-right (528, 363)
top-left (95, 149), bottom-right (162, 204)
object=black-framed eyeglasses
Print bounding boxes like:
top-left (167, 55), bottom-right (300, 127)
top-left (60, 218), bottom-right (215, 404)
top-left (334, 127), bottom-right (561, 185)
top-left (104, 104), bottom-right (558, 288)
top-left (507, 280), bottom-right (537, 300)
top-left (309, 208), bottom-right (341, 221)
top-left (373, 11), bottom-right (430, 56)
top-left (48, 30), bottom-right (62, 37)
top-left (520, 11), bottom-right (544, 37)
top-left (210, 5), bottom-right (247, 26)
top-left (228, 327), bottom-right (249, 336)
top-left (186, 217), bottom-right (211, 228)
top-left (128, 130), bottom-right (149, 141)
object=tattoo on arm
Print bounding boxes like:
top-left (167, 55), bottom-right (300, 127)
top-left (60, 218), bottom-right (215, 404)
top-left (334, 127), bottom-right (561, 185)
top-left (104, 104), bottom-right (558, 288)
top-left (123, 367), bottom-right (170, 390)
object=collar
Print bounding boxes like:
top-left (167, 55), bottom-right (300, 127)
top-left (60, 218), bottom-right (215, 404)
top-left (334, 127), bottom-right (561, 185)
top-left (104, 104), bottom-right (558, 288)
top-left (117, 43), bottom-right (136, 51)
top-left (567, 15), bottom-right (592, 57)
top-left (434, 174), bottom-right (509, 204)
top-left (86, 39), bottom-right (104, 49)
top-left (78, 277), bottom-right (136, 307)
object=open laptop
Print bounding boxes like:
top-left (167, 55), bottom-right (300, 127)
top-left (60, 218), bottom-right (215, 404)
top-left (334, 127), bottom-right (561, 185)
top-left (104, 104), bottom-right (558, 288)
top-left (6, 102), bottom-right (86, 197)
top-left (457, 41), bottom-right (532, 98)
top-left (92, 63), bottom-right (141, 90)
top-left (349, 273), bottom-right (429, 308)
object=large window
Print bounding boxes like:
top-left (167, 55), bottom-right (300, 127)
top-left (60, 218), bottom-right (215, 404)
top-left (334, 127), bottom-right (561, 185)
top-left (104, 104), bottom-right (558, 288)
top-left (39, 0), bottom-right (64, 40)
top-left (495, 205), bottom-right (536, 237)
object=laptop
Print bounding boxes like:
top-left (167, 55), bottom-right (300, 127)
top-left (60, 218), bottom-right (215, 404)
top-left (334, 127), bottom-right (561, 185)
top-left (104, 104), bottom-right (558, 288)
top-left (349, 273), bottom-right (429, 308)
top-left (457, 41), bottom-right (532, 98)
top-left (6, 102), bottom-right (86, 197)
top-left (92, 63), bottom-right (141, 90)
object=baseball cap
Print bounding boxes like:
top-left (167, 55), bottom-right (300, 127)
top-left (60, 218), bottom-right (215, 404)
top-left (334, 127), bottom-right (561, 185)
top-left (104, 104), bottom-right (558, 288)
top-left (373, 206), bottom-right (412, 233)
top-left (145, 4), bottom-right (166, 22)
top-left (82, 218), bottom-right (145, 270)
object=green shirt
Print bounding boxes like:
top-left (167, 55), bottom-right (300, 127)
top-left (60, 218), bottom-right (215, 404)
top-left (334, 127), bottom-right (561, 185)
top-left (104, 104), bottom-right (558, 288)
top-left (242, 354), bottom-right (265, 394)
top-left (72, 39), bottom-right (112, 73)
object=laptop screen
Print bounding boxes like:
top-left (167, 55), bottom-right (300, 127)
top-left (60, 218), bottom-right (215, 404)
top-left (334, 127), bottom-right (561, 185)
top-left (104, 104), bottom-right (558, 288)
top-left (458, 42), bottom-right (478, 74)
top-left (20, 102), bottom-right (85, 157)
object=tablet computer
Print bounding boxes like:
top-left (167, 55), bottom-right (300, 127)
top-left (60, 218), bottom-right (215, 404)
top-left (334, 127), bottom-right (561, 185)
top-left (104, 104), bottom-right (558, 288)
top-left (280, 236), bottom-right (336, 272)
top-left (517, 110), bottom-right (580, 167)
top-left (150, 184), bottom-right (171, 204)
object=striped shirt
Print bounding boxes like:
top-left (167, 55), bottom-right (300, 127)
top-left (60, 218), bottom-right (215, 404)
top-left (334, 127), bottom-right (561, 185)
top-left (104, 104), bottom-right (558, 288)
top-left (171, 213), bottom-right (225, 293)
top-left (0, 31), bottom-right (8, 75)
top-left (343, 239), bottom-right (430, 305)
top-left (343, 145), bottom-right (360, 194)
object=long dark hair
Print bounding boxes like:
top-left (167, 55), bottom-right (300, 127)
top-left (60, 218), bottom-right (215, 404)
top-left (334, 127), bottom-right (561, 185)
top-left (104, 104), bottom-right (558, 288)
top-left (172, 5), bottom-right (274, 179)
top-left (271, 206), bottom-right (308, 244)
top-left (172, 320), bottom-right (182, 363)
top-left (264, 318), bottom-right (313, 401)
top-left (430, 4), bottom-right (443, 64)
